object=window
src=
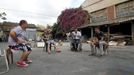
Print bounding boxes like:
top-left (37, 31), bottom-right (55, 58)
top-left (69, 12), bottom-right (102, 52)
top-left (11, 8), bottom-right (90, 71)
top-left (116, 1), bottom-right (134, 18)
top-left (91, 9), bottom-right (107, 23)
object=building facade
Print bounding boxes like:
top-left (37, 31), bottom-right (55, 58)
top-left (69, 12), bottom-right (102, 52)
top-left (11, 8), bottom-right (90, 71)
top-left (80, 0), bottom-right (134, 45)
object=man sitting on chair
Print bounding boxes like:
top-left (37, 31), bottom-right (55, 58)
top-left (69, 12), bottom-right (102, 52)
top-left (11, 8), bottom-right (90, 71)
top-left (88, 27), bottom-right (107, 56)
top-left (8, 20), bottom-right (32, 67)
top-left (72, 29), bottom-right (81, 51)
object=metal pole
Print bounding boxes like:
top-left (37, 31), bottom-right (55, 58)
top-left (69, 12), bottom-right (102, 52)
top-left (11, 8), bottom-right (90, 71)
top-left (91, 27), bottom-right (94, 38)
top-left (107, 25), bottom-right (110, 54)
top-left (131, 21), bottom-right (134, 45)
top-left (107, 25), bottom-right (110, 43)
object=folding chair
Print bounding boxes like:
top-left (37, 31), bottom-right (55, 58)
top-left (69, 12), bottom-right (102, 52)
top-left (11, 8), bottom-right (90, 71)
top-left (0, 50), bottom-right (9, 75)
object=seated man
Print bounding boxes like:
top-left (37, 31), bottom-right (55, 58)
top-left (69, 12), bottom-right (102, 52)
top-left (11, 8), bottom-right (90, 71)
top-left (8, 20), bottom-right (32, 67)
top-left (72, 29), bottom-right (82, 51)
top-left (88, 27), bottom-right (107, 56)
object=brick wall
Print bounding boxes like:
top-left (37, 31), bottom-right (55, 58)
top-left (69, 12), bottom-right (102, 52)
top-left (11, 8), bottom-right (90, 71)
top-left (107, 6), bottom-right (115, 21)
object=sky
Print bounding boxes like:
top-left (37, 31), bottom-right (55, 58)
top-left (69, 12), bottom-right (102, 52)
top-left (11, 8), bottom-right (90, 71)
top-left (0, 0), bottom-right (85, 26)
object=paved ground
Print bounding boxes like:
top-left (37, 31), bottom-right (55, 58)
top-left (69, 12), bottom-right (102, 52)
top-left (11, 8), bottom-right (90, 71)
top-left (0, 42), bottom-right (134, 75)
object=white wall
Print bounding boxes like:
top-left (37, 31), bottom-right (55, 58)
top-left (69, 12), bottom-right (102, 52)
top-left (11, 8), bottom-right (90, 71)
top-left (81, 0), bottom-right (128, 13)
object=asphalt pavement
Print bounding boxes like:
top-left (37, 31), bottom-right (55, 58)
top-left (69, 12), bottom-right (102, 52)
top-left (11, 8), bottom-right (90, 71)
top-left (0, 42), bottom-right (134, 75)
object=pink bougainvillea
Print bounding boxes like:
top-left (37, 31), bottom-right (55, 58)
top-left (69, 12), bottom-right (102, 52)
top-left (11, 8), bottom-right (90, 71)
top-left (57, 8), bottom-right (90, 32)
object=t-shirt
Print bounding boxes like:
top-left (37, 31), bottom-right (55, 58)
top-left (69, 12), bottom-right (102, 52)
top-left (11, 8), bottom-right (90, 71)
top-left (94, 31), bottom-right (104, 41)
top-left (72, 31), bottom-right (81, 39)
top-left (8, 26), bottom-right (28, 45)
top-left (44, 32), bottom-right (52, 39)
top-left (43, 33), bottom-right (49, 41)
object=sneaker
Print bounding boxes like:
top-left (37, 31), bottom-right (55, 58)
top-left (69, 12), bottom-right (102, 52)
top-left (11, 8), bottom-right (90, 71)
top-left (25, 59), bottom-right (32, 64)
top-left (16, 61), bottom-right (29, 67)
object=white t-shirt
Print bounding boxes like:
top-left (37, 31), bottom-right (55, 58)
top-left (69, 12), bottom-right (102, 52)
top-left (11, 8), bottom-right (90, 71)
top-left (72, 31), bottom-right (81, 39)
top-left (8, 26), bottom-right (28, 45)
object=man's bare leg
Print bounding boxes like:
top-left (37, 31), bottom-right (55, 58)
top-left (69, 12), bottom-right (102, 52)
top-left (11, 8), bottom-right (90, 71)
top-left (16, 51), bottom-right (29, 67)
top-left (23, 51), bottom-right (31, 61)
top-left (19, 52), bottom-right (29, 62)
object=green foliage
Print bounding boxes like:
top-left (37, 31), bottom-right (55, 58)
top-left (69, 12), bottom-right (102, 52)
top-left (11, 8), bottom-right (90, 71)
top-left (0, 12), bottom-right (6, 20)
top-left (51, 23), bottom-right (63, 39)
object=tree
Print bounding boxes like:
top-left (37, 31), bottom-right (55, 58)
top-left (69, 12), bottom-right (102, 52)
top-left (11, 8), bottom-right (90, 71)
top-left (36, 24), bottom-right (46, 31)
top-left (57, 8), bottom-right (90, 32)
top-left (51, 23), bottom-right (63, 39)
top-left (0, 12), bottom-right (6, 20)
top-left (46, 24), bottom-right (52, 29)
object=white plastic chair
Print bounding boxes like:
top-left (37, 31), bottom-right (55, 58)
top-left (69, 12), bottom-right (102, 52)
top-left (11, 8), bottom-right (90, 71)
top-left (0, 50), bottom-right (9, 75)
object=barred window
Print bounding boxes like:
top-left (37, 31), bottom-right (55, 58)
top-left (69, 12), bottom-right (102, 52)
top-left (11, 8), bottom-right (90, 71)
top-left (91, 9), bottom-right (107, 23)
top-left (116, 1), bottom-right (134, 18)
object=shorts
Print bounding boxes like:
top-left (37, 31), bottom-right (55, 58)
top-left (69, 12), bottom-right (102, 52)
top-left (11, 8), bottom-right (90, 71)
top-left (9, 43), bottom-right (32, 52)
top-left (46, 40), bottom-right (55, 45)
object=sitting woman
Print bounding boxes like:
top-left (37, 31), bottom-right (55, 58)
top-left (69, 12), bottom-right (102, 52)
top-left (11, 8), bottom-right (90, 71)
top-left (47, 40), bottom-right (61, 54)
top-left (44, 29), bottom-right (61, 54)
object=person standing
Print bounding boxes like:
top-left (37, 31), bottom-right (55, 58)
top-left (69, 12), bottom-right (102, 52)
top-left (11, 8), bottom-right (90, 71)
top-left (43, 30), bottom-right (50, 52)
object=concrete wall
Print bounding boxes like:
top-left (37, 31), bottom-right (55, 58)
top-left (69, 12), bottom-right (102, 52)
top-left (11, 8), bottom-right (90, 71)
top-left (81, 0), bottom-right (128, 13)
